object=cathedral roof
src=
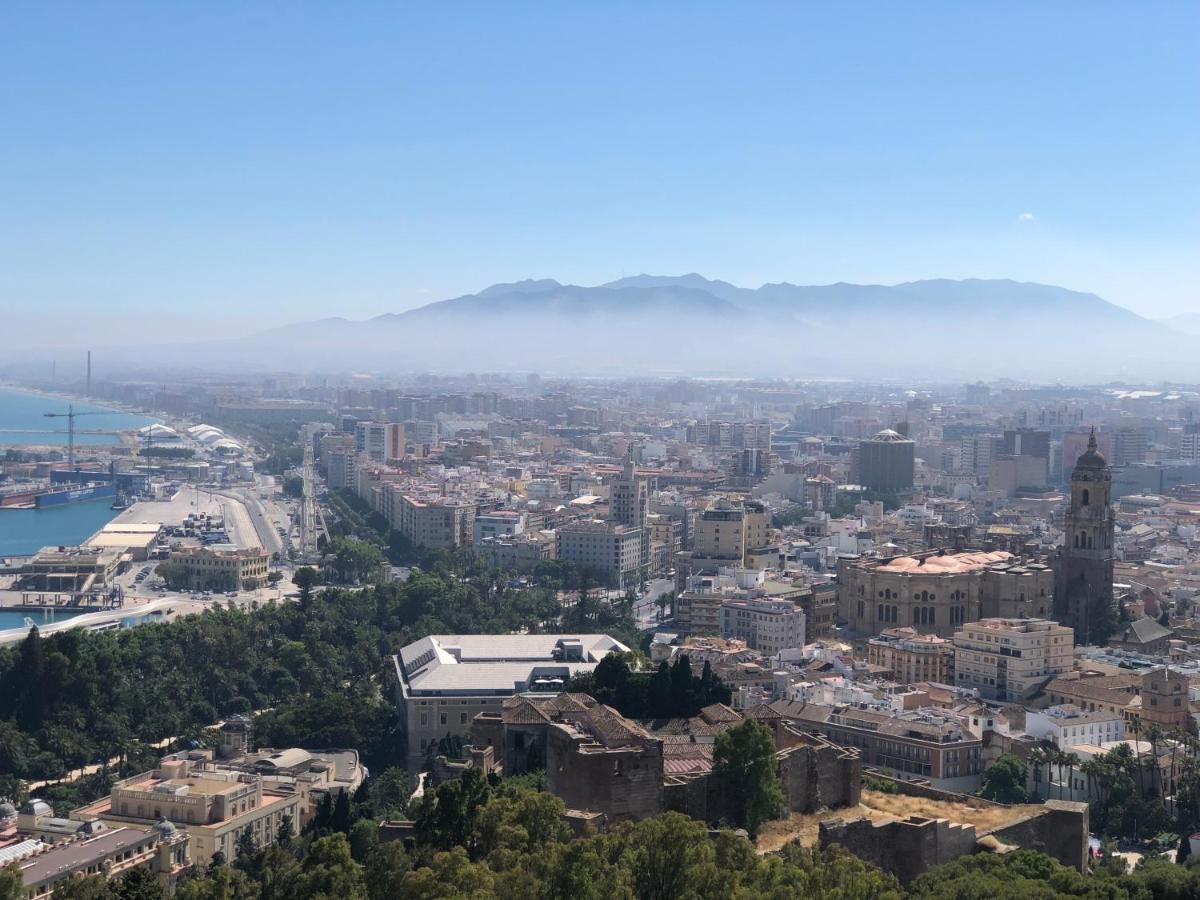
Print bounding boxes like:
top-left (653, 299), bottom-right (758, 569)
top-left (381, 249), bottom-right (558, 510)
top-left (1073, 428), bottom-right (1108, 472)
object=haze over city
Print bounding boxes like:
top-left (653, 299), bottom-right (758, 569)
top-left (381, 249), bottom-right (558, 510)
top-left (3, 2), bottom-right (1198, 349)
top-left (4, 5), bottom-right (1200, 899)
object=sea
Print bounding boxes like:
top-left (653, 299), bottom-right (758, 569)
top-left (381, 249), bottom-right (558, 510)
top-left (0, 386), bottom-right (157, 446)
top-left (0, 499), bottom-right (122, 557)
top-left (0, 386), bottom-right (157, 556)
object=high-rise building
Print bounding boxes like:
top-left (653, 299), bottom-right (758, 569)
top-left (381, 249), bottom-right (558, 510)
top-left (1111, 428), bottom-right (1148, 467)
top-left (1054, 429), bottom-right (1115, 644)
top-left (609, 450), bottom-right (649, 577)
top-left (355, 421), bottom-right (405, 463)
top-left (857, 429), bottom-right (915, 492)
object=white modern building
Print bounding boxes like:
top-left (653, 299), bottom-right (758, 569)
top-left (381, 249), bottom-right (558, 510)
top-left (1026, 704), bottom-right (1125, 751)
top-left (392, 633), bottom-right (629, 770)
top-left (720, 597), bottom-right (806, 655)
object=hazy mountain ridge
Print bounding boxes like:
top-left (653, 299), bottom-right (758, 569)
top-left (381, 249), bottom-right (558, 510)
top-left (46, 276), bottom-right (1190, 380)
top-left (1162, 313), bottom-right (1200, 337)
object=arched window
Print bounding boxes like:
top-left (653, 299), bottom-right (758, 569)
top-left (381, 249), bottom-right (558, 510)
top-left (912, 607), bottom-right (919, 625)
top-left (1081, 488), bottom-right (1090, 506)
top-left (928, 607), bottom-right (935, 625)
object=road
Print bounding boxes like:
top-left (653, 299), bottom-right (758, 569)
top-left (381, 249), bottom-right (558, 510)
top-left (212, 486), bottom-right (284, 556)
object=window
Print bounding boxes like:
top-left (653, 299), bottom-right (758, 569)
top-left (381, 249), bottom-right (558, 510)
top-left (1082, 489), bottom-right (1089, 506)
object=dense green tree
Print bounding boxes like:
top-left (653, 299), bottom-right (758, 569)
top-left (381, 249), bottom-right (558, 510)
top-left (363, 842), bottom-right (411, 900)
top-left (360, 767), bottom-right (412, 820)
top-left (50, 876), bottom-right (114, 899)
top-left (712, 719), bottom-right (783, 838)
top-left (293, 834), bottom-right (367, 900)
top-left (112, 866), bottom-right (165, 900)
top-left (399, 848), bottom-right (494, 899)
top-left (328, 538), bottom-right (386, 585)
top-left (1, 865), bottom-right (24, 900)
top-left (348, 819), bottom-right (380, 863)
top-left (979, 752), bottom-right (1029, 804)
top-left (574, 653), bottom-right (730, 720)
top-left (292, 567), bottom-right (320, 606)
top-left (411, 769), bottom-right (493, 854)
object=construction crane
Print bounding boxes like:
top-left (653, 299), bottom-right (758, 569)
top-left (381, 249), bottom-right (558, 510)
top-left (43, 404), bottom-right (116, 469)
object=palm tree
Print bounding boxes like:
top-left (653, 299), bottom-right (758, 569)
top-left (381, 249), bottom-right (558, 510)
top-left (1146, 723), bottom-right (1165, 804)
top-left (1081, 758), bottom-right (1101, 806)
top-left (1131, 716), bottom-right (1146, 795)
top-left (1062, 751), bottom-right (1081, 801)
top-left (1167, 729), bottom-right (1182, 818)
top-left (1030, 747), bottom-right (1047, 800)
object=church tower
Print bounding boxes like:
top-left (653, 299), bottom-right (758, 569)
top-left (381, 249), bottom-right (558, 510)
top-left (1054, 428), bottom-right (1115, 644)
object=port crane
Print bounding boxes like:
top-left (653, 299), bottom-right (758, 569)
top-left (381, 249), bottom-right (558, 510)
top-left (43, 404), bottom-right (117, 469)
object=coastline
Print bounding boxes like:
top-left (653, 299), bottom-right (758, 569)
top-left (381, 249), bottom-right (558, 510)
top-left (0, 380), bottom-right (159, 421)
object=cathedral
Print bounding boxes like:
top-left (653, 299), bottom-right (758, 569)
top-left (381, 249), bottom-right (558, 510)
top-left (1054, 428), bottom-right (1116, 644)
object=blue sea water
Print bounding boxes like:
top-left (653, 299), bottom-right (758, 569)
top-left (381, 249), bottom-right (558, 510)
top-left (0, 386), bottom-right (157, 446)
top-left (0, 387), bottom-right (151, 555)
top-left (0, 499), bottom-right (121, 557)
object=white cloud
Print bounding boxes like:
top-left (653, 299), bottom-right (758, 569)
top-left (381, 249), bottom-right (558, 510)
top-left (1017, 212), bottom-right (1035, 223)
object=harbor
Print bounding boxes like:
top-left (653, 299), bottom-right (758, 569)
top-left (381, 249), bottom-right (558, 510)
top-left (0, 384), bottom-right (298, 643)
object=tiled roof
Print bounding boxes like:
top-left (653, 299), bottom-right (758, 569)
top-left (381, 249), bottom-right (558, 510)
top-left (698, 703), bottom-right (742, 724)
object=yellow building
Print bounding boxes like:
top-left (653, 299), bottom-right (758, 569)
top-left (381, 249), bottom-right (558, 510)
top-left (867, 627), bottom-right (955, 685)
top-left (690, 499), bottom-right (772, 565)
top-left (75, 757), bottom-right (300, 868)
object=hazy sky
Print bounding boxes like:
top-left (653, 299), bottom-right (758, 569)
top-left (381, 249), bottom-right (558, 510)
top-left (3, 2), bottom-right (1197, 344)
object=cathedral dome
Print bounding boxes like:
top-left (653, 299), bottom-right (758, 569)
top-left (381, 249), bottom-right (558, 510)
top-left (1074, 428), bottom-right (1107, 471)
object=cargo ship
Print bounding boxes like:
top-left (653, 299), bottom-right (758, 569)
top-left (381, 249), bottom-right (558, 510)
top-left (35, 482), bottom-right (116, 508)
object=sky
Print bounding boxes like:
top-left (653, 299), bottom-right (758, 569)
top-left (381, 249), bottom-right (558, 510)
top-left (2, 1), bottom-right (1197, 345)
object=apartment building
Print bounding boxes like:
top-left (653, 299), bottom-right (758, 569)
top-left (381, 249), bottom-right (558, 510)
top-left (867, 627), bottom-right (955, 686)
top-left (689, 498), bottom-right (772, 565)
top-left (720, 597), bottom-right (805, 655)
top-left (473, 532), bottom-right (556, 572)
top-left (473, 509), bottom-right (525, 544)
top-left (953, 617), bottom-right (1074, 702)
top-left (355, 421), bottom-right (405, 463)
top-left (556, 519), bottom-right (643, 588)
top-left (387, 488), bottom-right (474, 549)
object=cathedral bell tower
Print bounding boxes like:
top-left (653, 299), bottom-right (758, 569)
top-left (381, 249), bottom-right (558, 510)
top-left (1054, 428), bottom-right (1115, 644)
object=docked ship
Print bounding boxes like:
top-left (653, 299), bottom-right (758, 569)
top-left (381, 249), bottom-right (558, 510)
top-left (35, 482), bottom-right (116, 508)
top-left (0, 481), bottom-right (117, 509)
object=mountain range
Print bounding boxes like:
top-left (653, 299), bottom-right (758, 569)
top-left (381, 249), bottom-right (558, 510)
top-left (65, 276), bottom-right (1200, 380)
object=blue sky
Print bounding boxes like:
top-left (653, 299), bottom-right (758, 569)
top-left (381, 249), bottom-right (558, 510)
top-left (2, 1), bottom-right (1197, 343)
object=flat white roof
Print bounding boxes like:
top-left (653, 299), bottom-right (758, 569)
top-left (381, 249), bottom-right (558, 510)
top-left (396, 634), bottom-right (628, 696)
